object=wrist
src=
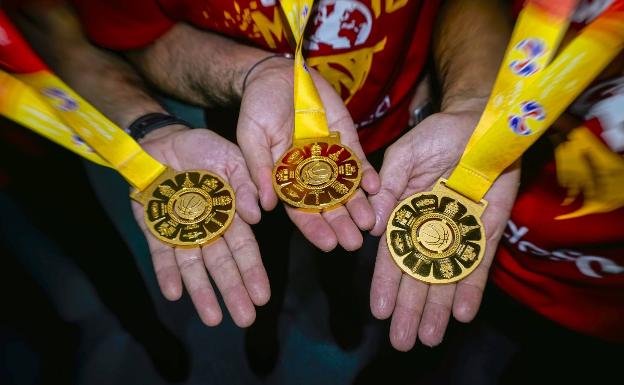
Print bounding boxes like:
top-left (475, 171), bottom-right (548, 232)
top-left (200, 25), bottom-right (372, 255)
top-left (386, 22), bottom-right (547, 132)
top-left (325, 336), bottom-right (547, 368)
top-left (139, 124), bottom-right (189, 144)
top-left (126, 112), bottom-right (192, 143)
top-left (238, 53), bottom-right (294, 97)
top-left (441, 93), bottom-right (489, 114)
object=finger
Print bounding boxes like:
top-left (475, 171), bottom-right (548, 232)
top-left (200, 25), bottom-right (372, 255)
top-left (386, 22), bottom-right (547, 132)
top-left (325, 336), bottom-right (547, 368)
top-left (453, 263), bottom-right (489, 323)
top-left (369, 147), bottom-right (411, 236)
top-left (132, 202), bottom-right (182, 300)
top-left (389, 275), bottom-right (429, 351)
top-left (313, 72), bottom-right (380, 196)
top-left (370, 236), bottom-right (403, 319)
top-left (227, 161), bottom-right (261, 224)
top-left (286, 207), bottom-right (338, 251)
top-left (345, 189), bottom-right (376, 231)
top-left (322, 204), bottom-right (363, 251)
top-left (453, 166), bottom-right (519, 322)
top-left (237, 116), bottom-right (279, 212)
top-left (328, 114), bottom-right (380, 195)
top-left (418, 284), bottom-right (455, 347)
top-left (203, 237), bottom-right (256, 328)
top-left (223, 215), bottom-right (270, 306)
top-left (452, 207), bottom-right (502, 322)
top-left (175, 247), bottom-right (222, 326)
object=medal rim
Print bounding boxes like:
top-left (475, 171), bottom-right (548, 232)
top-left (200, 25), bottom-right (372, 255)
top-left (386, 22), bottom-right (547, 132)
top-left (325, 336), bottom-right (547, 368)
top-left (386, 188), bottom-right (486, 284)
top-left (140, 169), bottom-right (236, 248)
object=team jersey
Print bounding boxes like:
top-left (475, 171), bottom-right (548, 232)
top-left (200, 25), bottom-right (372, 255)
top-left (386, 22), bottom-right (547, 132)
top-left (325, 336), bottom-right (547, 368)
top-left (71, 0), bottom-right (441, 154)
top-left (492, 0), bottom-right (624, 341)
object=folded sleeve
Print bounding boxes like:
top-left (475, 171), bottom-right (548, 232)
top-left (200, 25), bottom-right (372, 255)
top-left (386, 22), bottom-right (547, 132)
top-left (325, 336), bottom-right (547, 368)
top-left (70, 0), bottom-right (174, 50)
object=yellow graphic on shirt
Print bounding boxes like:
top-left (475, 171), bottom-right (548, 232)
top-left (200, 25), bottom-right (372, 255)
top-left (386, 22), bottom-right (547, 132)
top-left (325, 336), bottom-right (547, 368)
top-left (371, 0), bottom-right (410, 18)
top-left (307, 38), bottom-right (386, 103)
top-left (554, 126), bottom-right (624, 220)
top-left (223, 1), bottom-right (285, 48)
top-left (221, 1), bottom-right (395, 103)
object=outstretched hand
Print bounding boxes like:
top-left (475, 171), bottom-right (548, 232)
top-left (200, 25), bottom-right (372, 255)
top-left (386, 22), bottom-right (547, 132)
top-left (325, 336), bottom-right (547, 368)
top-left (369, 107), bottom-right (520, 351)
top-left (237, 58), bottom-right (380, 251)
top-left (133, 125), bottom-right (270, 327)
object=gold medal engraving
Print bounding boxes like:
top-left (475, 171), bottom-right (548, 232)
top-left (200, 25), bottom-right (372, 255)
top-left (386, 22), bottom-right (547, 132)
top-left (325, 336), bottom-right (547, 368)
top-left (132, 169), bottom-right (235, 247)
top-left (386, 179), bottom-right (487, 284)
top-left (273, 132), bottom-right (362, 211)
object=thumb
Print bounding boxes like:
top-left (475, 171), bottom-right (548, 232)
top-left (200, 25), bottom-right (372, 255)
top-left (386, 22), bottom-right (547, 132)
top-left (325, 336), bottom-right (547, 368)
top-left (237, 115), bottom-right (279, 211)
top-left (332, 116), bottom-right (380, 196)
top-left (369, 145), bottom-right (411, 236)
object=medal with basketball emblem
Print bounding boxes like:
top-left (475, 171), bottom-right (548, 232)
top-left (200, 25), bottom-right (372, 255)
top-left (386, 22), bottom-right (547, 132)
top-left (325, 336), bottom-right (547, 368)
top-left (387, 179), bottom-right (486, 284)
top-left (131, 169), bottom-right (235, 247)
top-left (273, 132), bottom-right (361, 210)
top-left (385, 1), bottom-right (624, 283)
top-left (274, 0), bottom-right (362, 211)
top-left (0, 11), bottom-right (237, 249)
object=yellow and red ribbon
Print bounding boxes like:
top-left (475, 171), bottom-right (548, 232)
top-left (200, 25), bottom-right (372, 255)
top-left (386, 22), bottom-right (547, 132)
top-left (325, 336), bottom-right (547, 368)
top-left (0, 10), bottom-right (165, 190)
top-left (446, 1), bottom-right (624, 202)
top-left (279, 0), bottom-right (330, 140)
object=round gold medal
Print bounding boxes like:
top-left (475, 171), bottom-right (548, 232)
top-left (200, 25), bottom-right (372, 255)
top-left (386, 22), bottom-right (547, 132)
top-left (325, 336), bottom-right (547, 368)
top-left (134, 169), bottom-right (235, 247)
top-left (273, 139), bottom-right (361, 211)
top-left (386, 180), bottom-right (486, 284)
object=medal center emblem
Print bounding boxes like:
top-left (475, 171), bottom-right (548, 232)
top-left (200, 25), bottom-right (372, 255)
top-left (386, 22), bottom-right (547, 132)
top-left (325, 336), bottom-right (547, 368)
top-left (167, 187), bottom-right (213, 225)
top-left (174, 192), bottom-right (210, 221)
top-left (301, 159), bottom-right (333, 185)
top-left (295, 156), bottom-right (338, 190)
top-left (417, 219), bottom-right (454, 252)
top-left (411, 212), bottom-right (461, 259)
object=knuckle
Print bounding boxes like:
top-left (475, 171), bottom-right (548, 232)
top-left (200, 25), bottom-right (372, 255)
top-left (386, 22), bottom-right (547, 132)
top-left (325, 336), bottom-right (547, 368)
top-left (177, 254), bottom-right (204, 273)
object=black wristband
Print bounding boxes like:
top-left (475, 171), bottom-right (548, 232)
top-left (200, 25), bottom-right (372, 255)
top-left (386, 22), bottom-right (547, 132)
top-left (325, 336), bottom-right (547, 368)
top-left (127, 112), bottom-right (192, 141)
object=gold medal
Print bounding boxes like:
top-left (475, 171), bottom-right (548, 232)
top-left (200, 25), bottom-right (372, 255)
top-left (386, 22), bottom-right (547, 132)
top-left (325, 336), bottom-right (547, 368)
top-left (273, 132), bottom-right (361, 211)
top-left (386, 179), bottom-right (486, 284)
top-left (385, 3), bottom-right (624, 284)
top-left (131, 169), bottom-right (235, 247)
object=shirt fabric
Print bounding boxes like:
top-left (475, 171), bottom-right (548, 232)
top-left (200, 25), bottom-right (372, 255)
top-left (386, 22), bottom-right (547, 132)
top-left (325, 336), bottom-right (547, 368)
top-left (71, 0), bottom-right (441, 154)
top-left (492, 0), bottom-right (624, 342)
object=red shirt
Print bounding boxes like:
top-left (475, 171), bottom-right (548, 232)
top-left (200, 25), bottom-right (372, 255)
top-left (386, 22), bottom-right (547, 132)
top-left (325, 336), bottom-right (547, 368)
top-left (71, 0), bottom-right (441, 154)
top-left (492, 0), bottom-right (624, 342)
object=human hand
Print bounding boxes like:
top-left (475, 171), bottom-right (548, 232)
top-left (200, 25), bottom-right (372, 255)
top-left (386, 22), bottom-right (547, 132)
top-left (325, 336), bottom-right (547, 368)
top-left (369, 105), bottom-right (520, 350)
top-left (133, 125), bottom-right (269, 327)
top-left (237, 58), bottom-right (380, 251)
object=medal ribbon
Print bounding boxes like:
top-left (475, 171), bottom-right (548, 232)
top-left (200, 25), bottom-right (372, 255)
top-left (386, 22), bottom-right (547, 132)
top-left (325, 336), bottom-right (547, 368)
top-left (465, 0), bottom-right (578, 148)
top-left (0, 70), bottom-right (108, 166)
top-left (278, 0), bottom-right (330, 140)
top-left (446, 2), bottom-right (624, 202)
top-left (0, 10), bottom-right (165, 191)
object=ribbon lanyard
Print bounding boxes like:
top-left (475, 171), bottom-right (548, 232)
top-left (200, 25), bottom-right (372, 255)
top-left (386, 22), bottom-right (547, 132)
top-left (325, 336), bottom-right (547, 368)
top-left (0, 70), bottom-right (108, 166)
top-left (279, 0), bottom-right (329, 140)
top-left (446, 1), bottom-right (624, 202)
top-left (465, 0), bottom-right (578, 148)
top-left (271, 0), bottom-right (363, 211)
top-left (386, 1), bottom-right (624, 285)
top-left (0, 10), bottom-right (165, 191)
top-left (0, 11), bottom-right (236, 247)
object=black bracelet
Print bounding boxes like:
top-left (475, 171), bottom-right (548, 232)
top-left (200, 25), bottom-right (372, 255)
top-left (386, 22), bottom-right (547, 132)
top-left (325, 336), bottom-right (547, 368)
top-left (126, 112), bottom-right (192, 141)
top-left (242, 52), bottom-right (294, 94)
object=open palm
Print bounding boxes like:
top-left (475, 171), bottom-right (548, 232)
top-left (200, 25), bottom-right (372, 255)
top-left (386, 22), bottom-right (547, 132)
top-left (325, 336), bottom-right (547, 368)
top-left (369, 111), bottom-right (520, 350)
top-left (237, 58), bottom-right (380, 251)
top-left (132, 125), bottom-right (269, 327)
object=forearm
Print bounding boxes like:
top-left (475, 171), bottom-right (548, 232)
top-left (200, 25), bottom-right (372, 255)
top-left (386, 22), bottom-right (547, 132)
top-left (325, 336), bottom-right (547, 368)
top-left (126, 23), bottom-right (272, 107)
top-left (434, 0), bottom-right (511, 111)
top-left (11, 4), bottom-right (166, 129)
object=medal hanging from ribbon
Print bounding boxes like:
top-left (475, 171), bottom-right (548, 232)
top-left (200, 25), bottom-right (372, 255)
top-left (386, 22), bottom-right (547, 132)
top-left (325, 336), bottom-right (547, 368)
top-left (0, 11), bottom-right (235, 247)
top-left (272, 0), bottom-right (362, 211)
top-left (386, 0), bottom-right (624, 284)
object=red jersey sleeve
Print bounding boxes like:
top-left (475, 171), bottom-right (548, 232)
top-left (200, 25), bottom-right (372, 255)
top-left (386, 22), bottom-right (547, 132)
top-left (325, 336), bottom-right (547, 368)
top-left (70, 0), bottom-right (174, 50)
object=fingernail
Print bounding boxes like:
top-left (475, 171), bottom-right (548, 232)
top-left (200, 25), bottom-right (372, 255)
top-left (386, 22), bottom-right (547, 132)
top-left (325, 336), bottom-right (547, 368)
top-left (377, 296), bottom-right (387, 313)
